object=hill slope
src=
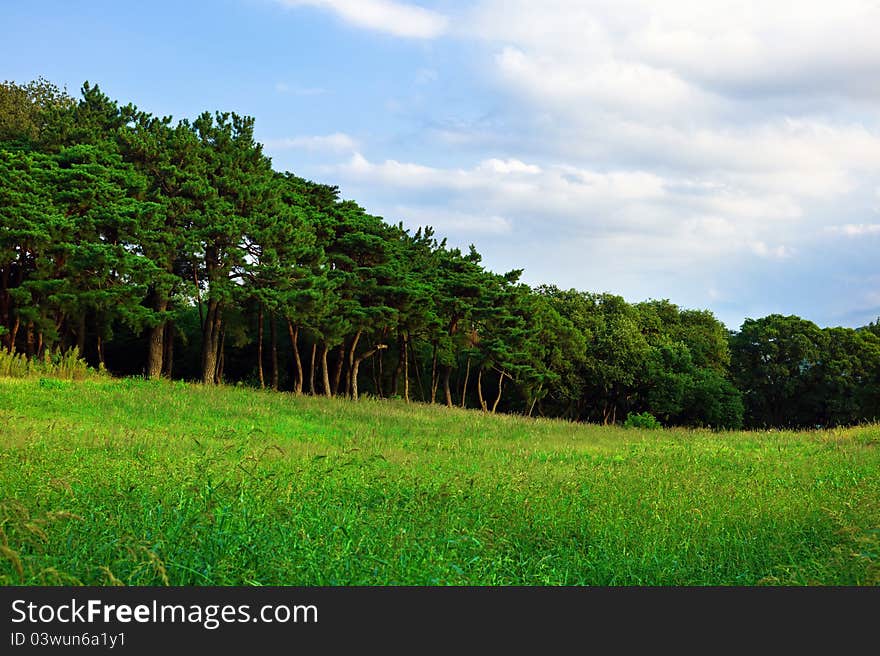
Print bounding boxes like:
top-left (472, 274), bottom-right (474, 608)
top-left (1, 377), bottom-right (877, 585)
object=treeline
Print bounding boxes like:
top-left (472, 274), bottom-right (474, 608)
top-left (2, 78), bottom-right (880, 429)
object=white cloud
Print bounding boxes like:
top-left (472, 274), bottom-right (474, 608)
top-left (627, 2), bottom-right (880, 99)
top-left (751, 241), bottom-right (794, 259)
top-left (462, 1), bottom-right (880, 186)
top-left (279, 1), bottom-right (880, 326)
top-left (331, 152), bottom-right (800, 252)
top-left (265, 133), bottom-right (358, 153)
top-left (494, 45), bottom-right (720, 121)
top-left (466, 1), bottom-right (880, 100)
top-left (825, 224), bottom-right (880, 236)
top-left (340, 152), bottom-right (452, 187)
top-left (278, 0), bottom-right (448, 39)
top-left (390, 206), bottom-right (512, 235)
top-left (477, 158), bottom-right (541, 175)
top-left (336, 153), bottom-right (668, 212)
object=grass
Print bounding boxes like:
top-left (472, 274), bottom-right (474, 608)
top-left (0, 347), bottom-right (104, 381)
top-left (0, 376), bottom-right (878, 586)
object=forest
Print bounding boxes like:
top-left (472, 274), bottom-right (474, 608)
top-left (2, 77), bottom-right (880, 430)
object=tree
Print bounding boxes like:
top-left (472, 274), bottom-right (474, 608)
top-left (584, 294), bottom-right (651, 424)
top-left (508, 287), bottom-right (584, 417)
top-left (803, 327), bottom-right (880, 426)
top-left (3, 84), bottom-right (156, 362)
top-left (121, 111), bottom-right (207, 378)
top-left (534, 286), bottom-right (595, 420)
top-left (431, 245), bottom-right (487, 407)
top-left (633, 300), bottom-right (741, 428)
top-left (0, 77), bottom-right (74, 144)
top-left (0, 149), bottom-right (58, 353)
top-left (187, 111), bottom-right (275, 384)
top-left (322, 202), bottom-right (401, 400)
top-left (388, 225), bottom-right (443, 403)
top-left (730, 315), bottom-right (827, 427)
top-left (261, 173), bottom-right (323, 394)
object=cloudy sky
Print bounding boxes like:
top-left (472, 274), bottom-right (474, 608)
top-left (4, 0), bottom-right (880, 330)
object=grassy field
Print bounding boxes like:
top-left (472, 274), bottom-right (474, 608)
top-left (0, 376), bottom-right (878, 586)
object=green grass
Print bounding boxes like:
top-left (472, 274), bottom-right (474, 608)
top-left (1, 377), bottom-right (878, 585)
top-left (0, 347), bottom-right (104, 381)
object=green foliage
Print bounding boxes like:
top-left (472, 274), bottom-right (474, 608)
top-left (0, 77), bottom-right (75, 144)
top-left (532, 287), bottom-right (744, 427)
top-left (728, 315), bottom-right (871, 428)
top-left (38, 377), bottom-right (70, 390)
top-left (624, 411), bottom-right (661, 430)
top-left (683, 368), bottom-right (744, 430)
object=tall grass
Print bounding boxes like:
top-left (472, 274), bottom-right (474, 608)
top-left (0, 377), bottom-right (877, 586)
top-left (0, 347), bottom-right (104, 381)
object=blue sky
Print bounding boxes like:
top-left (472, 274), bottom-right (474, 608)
top-left (4, 0), bottom-right (880, 330)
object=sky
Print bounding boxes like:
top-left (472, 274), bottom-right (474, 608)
top-left (3, 0), bottom-right (880, 331)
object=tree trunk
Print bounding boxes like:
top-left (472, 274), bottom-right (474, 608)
top-left (528, 388), bottom-right (540, 418)
top-left (257, 304), bottom-right (265, 388)
top-left (460, 356), bottom-right (471, 409)
top-left (351, 358), bottom-right (361, 402)
top-left (270, 312), bottom-right (279, 390)
top-left (351, 345), bottom-right (386, 402)
top-left (410, 333), bottom-right (424, 402)
top-left (331, 343), bottom-right (345, 397)
top-left (36, 331), bottom-right (44, 359)
top-left (492, 371), bottom-right (506, 414)
top-left (477, 368), bottom-right (487, 412)
top-left (391, 332), bottom-right (404, 396)
top-left (403, 334), bottom-right (410, 403)
top-left (201, 326), bottom-right (217, 385)
top-left (25, 322), bottom-right (34, 358)
top-left (146, 294), bottom-right (168, 379)
top-left (309, 342), bottom-right (317, 395)
top-left (54, 309), bottom-right (65, 351)
top-left (430, 343), bottom-right (439, 404)
top-left (443, 364), bottom-right (453, 408)
top-left (287, 320), bottom-right (303, 395)
top-left (163, 321), bottom-right (175, 378)
top-left (347, 330), bottom-right (362, 398)
top-left (320, 343), bottom-right (331, 398)
top-left (214, 327), bottom-right (225, 385)
top-left (193, 263), bottom-right (204, 329)
top-left (8, 316), bottom-right (20, 355)
top-left (96, 334), bottom-right (105, 367)
top-left (201, 300), bottom-right (222, 385)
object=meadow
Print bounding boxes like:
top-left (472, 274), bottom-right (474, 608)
top-left (1, 377), bottom-right (877, 586)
